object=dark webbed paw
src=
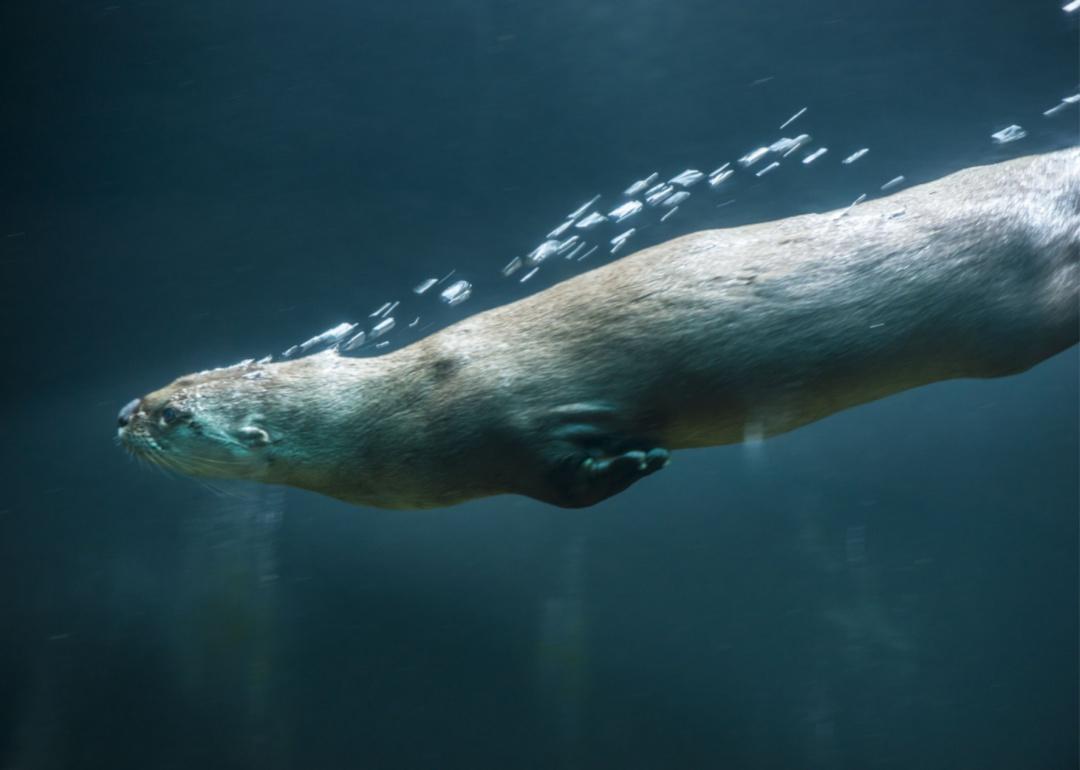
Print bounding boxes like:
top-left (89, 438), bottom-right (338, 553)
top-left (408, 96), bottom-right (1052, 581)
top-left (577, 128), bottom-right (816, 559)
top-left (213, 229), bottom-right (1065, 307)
top-left (551, 447), bottom-right (670, 508)
top-left (581, 449), bottom-right (670, 479)
top-left (535, 403), bottom-right (670, 507)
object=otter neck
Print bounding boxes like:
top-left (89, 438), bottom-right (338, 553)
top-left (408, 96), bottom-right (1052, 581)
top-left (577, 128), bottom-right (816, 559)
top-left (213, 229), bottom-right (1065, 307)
top-left (255, 354), bottom-right (385, 501)
top-left (261, 350), bottom-right (479, 508)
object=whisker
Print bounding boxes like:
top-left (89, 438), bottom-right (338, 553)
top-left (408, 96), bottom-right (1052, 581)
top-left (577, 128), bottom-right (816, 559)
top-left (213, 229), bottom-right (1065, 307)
top-left (178, 454), bottom-right (248, 469)
top-left (195, 478), bottom-right (255, 500)
top-left (158, 451), bottom-right (251, 484)
top-left (122, 432), bottom-right (262, 506)
top-left (145, 451), bottom-right (259, 501)
top-left (147, 452), bottom-right (182, 480)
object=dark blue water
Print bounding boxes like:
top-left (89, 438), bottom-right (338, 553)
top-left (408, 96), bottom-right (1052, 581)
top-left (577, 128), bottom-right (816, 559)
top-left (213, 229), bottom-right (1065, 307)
top-left (1, 1), bottom-right (1076, 768)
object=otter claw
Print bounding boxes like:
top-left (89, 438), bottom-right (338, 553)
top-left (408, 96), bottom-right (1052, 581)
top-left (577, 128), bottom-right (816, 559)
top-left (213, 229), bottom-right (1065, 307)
top-left (646, 448), bottom-right (671, 469)
top-left (553, 446), bottom-right (670, 508)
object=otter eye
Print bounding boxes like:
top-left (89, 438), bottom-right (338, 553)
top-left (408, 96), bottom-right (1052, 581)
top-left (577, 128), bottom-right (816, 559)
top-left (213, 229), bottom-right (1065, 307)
top-left (161, 406), bottom-right (181, 425)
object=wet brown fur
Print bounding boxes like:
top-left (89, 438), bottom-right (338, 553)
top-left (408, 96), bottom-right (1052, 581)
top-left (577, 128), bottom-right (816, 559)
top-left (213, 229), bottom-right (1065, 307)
top-left (122, 149), bottom-right (1078, 508)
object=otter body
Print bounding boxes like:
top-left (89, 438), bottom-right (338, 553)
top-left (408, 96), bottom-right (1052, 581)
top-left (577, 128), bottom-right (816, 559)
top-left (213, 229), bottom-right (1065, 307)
top-left (121, 149), bottom-right (1079, 508)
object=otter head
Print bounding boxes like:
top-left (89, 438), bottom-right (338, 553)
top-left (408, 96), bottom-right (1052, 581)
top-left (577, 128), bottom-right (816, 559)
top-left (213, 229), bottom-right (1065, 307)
top-left (117, 361), bottom-right (276, 482)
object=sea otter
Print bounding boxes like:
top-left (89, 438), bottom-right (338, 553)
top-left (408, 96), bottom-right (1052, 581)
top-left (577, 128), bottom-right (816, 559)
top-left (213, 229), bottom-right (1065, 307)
top-left (119, 148), bottom-right (1079, 509)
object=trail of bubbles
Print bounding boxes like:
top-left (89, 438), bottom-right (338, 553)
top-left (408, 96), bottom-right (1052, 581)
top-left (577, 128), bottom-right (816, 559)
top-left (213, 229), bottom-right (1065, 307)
top-left (250, 71), bottom-right (1075, 367)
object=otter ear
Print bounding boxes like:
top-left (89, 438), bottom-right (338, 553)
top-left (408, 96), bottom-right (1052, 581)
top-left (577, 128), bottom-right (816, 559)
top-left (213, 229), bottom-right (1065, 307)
top-left (237, 426), bottom-right (270, 447)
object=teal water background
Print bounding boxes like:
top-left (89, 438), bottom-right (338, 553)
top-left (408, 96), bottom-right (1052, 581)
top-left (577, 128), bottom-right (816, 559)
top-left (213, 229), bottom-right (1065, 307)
top-left (0, 1), bottom-right (1077, 767)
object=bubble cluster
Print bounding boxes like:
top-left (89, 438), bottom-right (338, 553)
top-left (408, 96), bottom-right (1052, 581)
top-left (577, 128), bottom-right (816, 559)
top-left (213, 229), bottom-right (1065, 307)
top-left (261, 76), bottom-right (1075, 365)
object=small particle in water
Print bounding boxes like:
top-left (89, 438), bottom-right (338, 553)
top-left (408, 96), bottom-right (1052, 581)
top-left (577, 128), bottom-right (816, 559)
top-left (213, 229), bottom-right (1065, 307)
top-left (371, 317), bottom-right (396, 338)
top-left (645, 184), bottom-right (675, 206)
top-left (577, 245), bottom-right (599, 261)
top-left (990, 125), bottom-right (1026, 144)
top-left (565, 241), bottom-right (587, 260)
top-left (341, 330), bottom-right (367, 351)
top-left (436, 269), bottom-right (456, 285)
top-left (708, 169), bottom-right (734, 187)
top-left (660, 206), bottom-right (679, 222)
top-left (778, 107), bottom-right (807, 130)
top-left (802, 147), bottom-right (828, 164)
top-left (375, 341), bottom-right (390, 349)
top-left (519, 266), bottom-right (540, 283)
top-left (298, 322), bottom-right (356, 353)
top-left (880, 175), bottom-right (905, 192)
top-left (833, 193), bottom-right (867, 220)
top-left (738, 147), bottom-right (770, 167)
top-left (869, 323), bottom-right (886, 329)
top-left (781, 134), bottom-right (811, 157)
top-left (610, 228), bottom-right (635, 253)
top-left (256, 354), bottom-right (272, 364)
top-left (608, 200), bottom-right (643, 222)
top-left (408, 317), bottom-right (420, 328)
top-left (567, 194), bottom-right (601, 221)
top-left (369, 301), bottom-right (392, 317)
top-left (756, 161), bottom-right (780, 177)
top-left (1064, 0), bottom-right (1080, 12)
top-left (716, 199), bottom-right (736, 208)
top-left (527, 239), bottom-right (561, 264)
top-left (439, 280), bottom-right (472, 306)
top-left (547, 219), bottom-right (574, 239)
top-left (749, 76), bottom-right (775, 87)
top-left (1040, 92), bottom-right (1078, 117)
top-left (709, 162), bottom-right (730, 177)
top-left (556, 235), bottom-right (579, 255)
top-left (380, 301), bottom-right (398, 318)
top-left (842, 148), bottom-right (869, 165)
top-left (501, 257), bottom-right (523, 276)
top-left (668, 169), bottom-right (705, 187)
top-left (663, 190), bottom-right (690, 207)
top-left (282, 345), bottom-right (300, 358)
top-left (413, 278), bottom-right (438, 294)
top-left (624, 173), bottom-right (659, 196)
top-left (575, 211), bottom-right (607, 230)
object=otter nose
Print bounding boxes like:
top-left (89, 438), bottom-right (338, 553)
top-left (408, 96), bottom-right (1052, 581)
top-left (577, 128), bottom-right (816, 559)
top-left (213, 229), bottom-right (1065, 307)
top-left (118, 398), bottom-right (141, 428)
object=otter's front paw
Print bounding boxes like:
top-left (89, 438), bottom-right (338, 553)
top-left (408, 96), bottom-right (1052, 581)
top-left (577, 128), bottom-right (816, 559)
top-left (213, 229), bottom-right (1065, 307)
top-left (550, 447), bottom-right (670, 508)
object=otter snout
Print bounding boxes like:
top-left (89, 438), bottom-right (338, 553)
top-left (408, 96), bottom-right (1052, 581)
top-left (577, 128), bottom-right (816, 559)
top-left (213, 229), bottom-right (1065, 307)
top-left (117, 398), bottom-right (141, 428)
